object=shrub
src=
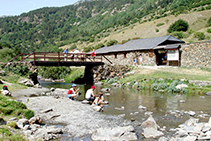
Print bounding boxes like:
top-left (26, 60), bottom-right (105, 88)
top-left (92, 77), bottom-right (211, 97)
top-left (94, 43), bottom-right (104, 49)
top-left (156, 29), bottom-right (159, 32)
top-left (24, 110), bottom-right (34, 119)
top-left (106, 40), bottom-right (118, 47)
top-left (206, 17), bottom-right (211, 27)
top-left (156, 23), bottom-right (164, 27)
top-left (170, 31), bottom-right (184, 39)
top-left (193, 32), bottom-right (205, 40)
top-left (168, 19), bottom-right (189, 33)
top-left (207, 28), bottom-right (211, 33)
top-left (7, 121), bottom-right (18, 128)
top-left (105, 78), bottom-right (118, 84)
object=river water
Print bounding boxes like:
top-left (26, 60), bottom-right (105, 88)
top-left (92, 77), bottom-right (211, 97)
top-left (39, 81), bottom-right (211, 137)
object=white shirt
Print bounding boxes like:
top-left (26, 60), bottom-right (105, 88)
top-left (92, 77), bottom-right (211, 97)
top-left (85, 89), bottom-right (93, 99)
top-left (74, 50), bottom-right (79, 53)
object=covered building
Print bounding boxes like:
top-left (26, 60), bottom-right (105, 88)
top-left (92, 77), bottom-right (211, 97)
top-left (88, 35), bottom-right (185, 66)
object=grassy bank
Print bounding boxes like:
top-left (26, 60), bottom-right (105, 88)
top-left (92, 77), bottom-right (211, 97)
top-left (64, 67), bottom-right (85, 83)
top-left (112, 66), bottom-right (211, 94)
top-left (0, 68), bottom-right (33, 140)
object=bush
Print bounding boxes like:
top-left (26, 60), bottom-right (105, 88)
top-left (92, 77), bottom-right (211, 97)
top-left (24, 110), bottom-right (34, 119)
top-left (105, 78), bottom-right (118, 84)
top-left (170, 31), bottom-right (184, 39)
top-left (156, 23), bottom-right (164, 27)
top-left (168, 19), bottom-right (189, 33)
top-left (193, 32), bottom-right (206, 40)
top-left (156, 29), bottom-right (159, 32)
top-left (206, 17), bottom-right (211, 27)
top-left (106, 40), bottom-right (118, 47)
top-left (207, 28), bottom-right (211, 33)
top-left (94, 43), bottom-right (104, 49)
top-left (7, 121), bottom-right (18, 128)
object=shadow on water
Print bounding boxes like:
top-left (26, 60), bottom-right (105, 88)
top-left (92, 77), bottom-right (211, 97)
top-left (39, 80), bottom-right (211, 139)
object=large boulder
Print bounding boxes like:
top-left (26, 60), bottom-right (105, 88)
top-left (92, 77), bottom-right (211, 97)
top-left (141, 115), bottom-right (164, 139)
top-left (92, 125), bottom-right (137, 140)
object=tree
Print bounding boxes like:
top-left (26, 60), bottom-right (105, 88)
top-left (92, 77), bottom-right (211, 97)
top-left (168, 19), bottom-right (189, 33)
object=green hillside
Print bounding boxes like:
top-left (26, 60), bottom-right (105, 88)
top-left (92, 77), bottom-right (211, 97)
top-left (0, 0), bottom-right (211, 57)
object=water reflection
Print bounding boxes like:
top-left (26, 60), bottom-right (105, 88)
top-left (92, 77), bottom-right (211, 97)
top-left (39, 80), bottom-right (211, 129)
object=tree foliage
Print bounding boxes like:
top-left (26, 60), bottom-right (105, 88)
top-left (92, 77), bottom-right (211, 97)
top-left (168, 19), bottom-right (189, 33)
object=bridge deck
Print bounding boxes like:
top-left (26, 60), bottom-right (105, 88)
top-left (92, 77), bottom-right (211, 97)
top-left (32, 61), bottom-right (104, 66)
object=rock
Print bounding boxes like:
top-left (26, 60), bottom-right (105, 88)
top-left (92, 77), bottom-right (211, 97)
top-left (102, 101), bottom-right (109, 105)
top-left (115, 106), bottom-right (125, 110)
top-left (92, 126), bottom-right (137, 140)
top-left (202, 126), bottom-right (211, 133)
top-left (145, 111), bottom-right (153, 116)
top-left (189, 111), bottom-right (196, 116)
top-left (17, 118), bottom-right (29, 129)
top-left (0, 70), bottom-right (5, 75)
top-left (179, 100), bottom-right (185, 103)
top-left (142, 127), bottom-right (164, 139)
top-left (185, 117), bottom-right (199, 126)
top-left (41, 108), bottom-right (53, 113)
top-left (118, 114), bottom-right (126, 118)
top-left (93, 106), bottom-right (102, 112)
top-left (111, 83), bottom-right (118, 87)
top-left (138, 105), bottom-right (147, 111)
top-left (176, 84), bottom-right (188, 90)
top-left (50, 88), bottom-right (55, 91)
top-left (95, 82), bottom-right (104, 85)
top-left (206, 92), bottom-right (211, 96)
top-left (100, 88), bottom-right (110, 92)
top-left (0, 118), bottom-right (6, 125)
top-left (82, 100), bottom-right (91, 104)
top-left (159, 136), bottom-right (169, 141)
top-left (183, 135), bottom-right (197, 141)
top-left (29, 116), bottom-right (42, 125)
top-left (141, 115), bottom-right (164, 139)
top-left (105, 93), bottom-right (111, 96)
top-left (159, 90), bottom-right (165, 92)
top-left (175, 129), bottom-right (188, 138)
top-left (141, 115), bottom-right (158, 130)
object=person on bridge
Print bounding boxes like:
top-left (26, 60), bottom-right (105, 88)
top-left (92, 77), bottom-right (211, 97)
top-left (67, 84), bottom-right (80, 100)
top-left (92, 49), bottom-right (96, 61)
top-left (85, 85), bottom-right (96, 102)
top-left (64, 48), bottom-right (68, 61)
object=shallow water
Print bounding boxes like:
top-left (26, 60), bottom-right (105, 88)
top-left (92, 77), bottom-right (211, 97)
top-left (39, 81), bottom-right (211, 134)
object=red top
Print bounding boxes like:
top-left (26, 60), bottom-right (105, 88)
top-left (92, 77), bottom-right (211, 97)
top-left (92, 51), bottom-right (95, 57)
top-left (67, 89), bottom-right (73, 94)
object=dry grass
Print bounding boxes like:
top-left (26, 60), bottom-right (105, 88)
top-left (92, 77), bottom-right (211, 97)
top-left (65, 9), bottom-right (211, 50)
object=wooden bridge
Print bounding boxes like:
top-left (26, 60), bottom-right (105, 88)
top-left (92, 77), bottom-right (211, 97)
top-left (7, 52), bottom-right (112, 66)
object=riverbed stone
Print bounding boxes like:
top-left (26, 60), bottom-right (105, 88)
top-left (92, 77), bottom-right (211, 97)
top-left (100, 88), bottom-right (111, 92)
top-left (138, 105), bottom-right (147, 111)
top-left (206, 92), bottom-right (211, 96)
top-left (93, 106), bottom-right (102, 112)
top-left (91, 125), bottom-right (137, 140)
top-left (17, 118), bottom-right (29, 129)
top-left (82, 100), bottom-right (91, 104)
top-left (141, 115), bottom-right (164, 139)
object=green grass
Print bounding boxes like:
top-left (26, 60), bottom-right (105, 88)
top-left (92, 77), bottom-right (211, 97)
top-left (0, 126), bottom-right (28, 141)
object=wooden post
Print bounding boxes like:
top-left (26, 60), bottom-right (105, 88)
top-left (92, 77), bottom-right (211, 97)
top-left (33, 52), bottom-right (35, 66)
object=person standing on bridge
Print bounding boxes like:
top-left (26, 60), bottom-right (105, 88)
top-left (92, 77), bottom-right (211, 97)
top-left (64, 48), bottom-right (68, 61)
top-left (92, 49), bottom-right (96, 61)
top-left (67, 84), bottom-right (80, 100)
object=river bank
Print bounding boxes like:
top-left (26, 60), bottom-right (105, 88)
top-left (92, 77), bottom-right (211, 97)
top-left (12, 87), bottom-right (140, 140)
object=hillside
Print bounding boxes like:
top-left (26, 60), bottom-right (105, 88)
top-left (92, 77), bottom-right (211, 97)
top-left (0, 0), bottom-right (211, 56)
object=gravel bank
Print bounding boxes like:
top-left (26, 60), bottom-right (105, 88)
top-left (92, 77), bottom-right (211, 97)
top-left (12, 88), bottom-right (134, 138)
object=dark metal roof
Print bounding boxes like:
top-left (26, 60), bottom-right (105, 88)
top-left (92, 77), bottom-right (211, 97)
top-left (87, 35), bottom-right (185, 55)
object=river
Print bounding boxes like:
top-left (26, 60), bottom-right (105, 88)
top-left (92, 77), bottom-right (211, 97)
top-left (39, 81), bottom-right (211, 130)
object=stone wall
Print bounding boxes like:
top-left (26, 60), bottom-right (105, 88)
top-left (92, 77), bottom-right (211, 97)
top-left (180, 41), bottom-right (211, 68)
top-left (102, 50), bottom-right (156, 66)
top-left (101, 41), bottom-right (211, 68)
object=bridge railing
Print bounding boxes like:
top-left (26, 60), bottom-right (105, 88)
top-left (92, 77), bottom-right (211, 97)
top-left (7, 52), bottom-right (104, 64)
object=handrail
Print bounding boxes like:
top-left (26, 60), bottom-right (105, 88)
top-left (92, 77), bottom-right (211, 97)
top-left (5, 52), bottom-right (112, 65)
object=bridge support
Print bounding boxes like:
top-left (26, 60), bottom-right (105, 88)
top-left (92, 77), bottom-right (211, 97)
top-left (84, 65), bottom-right (94, 85)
